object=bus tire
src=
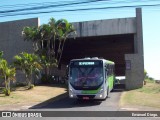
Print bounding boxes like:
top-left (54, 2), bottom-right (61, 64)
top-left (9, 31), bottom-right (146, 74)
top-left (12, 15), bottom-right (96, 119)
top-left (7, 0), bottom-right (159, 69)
top-left (107, 87), bottom-right (110, 98)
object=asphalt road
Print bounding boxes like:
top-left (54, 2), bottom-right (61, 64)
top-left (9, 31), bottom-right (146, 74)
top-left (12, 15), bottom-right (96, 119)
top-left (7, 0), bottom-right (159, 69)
top-left (30, 86), bottom-right (123, 111)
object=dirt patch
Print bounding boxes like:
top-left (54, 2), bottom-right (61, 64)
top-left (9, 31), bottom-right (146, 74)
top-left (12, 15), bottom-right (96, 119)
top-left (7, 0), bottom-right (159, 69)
top-left (0, 85), bottom-right (67, 110)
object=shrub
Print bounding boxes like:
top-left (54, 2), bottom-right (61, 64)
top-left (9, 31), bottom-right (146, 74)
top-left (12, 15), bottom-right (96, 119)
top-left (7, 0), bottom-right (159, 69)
top-left (41, 74), bottom-right (52, 84)
top-left (28, 84), bottom-right (34, 90)
top-left (16, 82), bottom-right (27, 87)
top-left (2, 88), bottom-right (11, 96)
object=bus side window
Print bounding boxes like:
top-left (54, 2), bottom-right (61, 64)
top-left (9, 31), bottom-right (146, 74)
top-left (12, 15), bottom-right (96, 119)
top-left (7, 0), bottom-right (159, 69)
top-left (70, 68), bottom-right (72, 76)
top-left (106, 65), bottom-right (108, 76)
top-left (109, 65), bottom-right (112, 76)
top-left (107, 65), bottom-right (110, 76)
top-left (113, 65), bottom-right (114, 74)
top-left (105, 65), bottom-right (108, 78)
top-left (109, 65), bottom-right (111, 75)
top-left (112, 65), bottom-right (114, 74)
top-left (105, 68), bottom-right (107, 78)
top-left (110, 65), bottom-right (113, 75)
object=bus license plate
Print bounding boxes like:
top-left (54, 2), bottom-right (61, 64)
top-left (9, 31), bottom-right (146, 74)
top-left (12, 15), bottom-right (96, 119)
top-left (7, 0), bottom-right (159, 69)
top-left (83, 97), bottom-right (89, 100)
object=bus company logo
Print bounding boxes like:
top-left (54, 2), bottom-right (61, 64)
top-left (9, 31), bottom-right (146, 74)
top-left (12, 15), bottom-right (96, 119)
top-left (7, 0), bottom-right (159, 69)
top-left (2, 112), bottom-right (11, 117)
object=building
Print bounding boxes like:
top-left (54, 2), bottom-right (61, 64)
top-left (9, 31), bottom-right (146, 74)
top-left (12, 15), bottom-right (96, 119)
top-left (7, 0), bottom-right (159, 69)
top-left (0, 8), bottom-right (144, 89)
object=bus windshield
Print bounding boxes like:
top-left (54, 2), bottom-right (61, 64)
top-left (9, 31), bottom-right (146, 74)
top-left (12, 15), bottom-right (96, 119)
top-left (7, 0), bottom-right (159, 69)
top-left (69, 66), bottom-right (103, 88)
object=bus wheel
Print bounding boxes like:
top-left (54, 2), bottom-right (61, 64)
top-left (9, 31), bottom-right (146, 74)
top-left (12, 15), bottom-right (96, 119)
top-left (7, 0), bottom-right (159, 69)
top-left (107, 87), bottom-right (110, 98)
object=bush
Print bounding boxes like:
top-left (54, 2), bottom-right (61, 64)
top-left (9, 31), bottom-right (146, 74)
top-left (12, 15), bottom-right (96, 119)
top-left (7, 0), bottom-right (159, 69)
top-left (16, 82), bottom-right (27, 87)
top-left (28, 84), bottom-right (34, 90)
top-left (41, 74), bottom-right (52, 84)
top-left (0, 87), bottom-right (4, 94)
top-left (2, 88), bottom-right (10, 96)
top-left (145, 79), bottom-right (154, 83)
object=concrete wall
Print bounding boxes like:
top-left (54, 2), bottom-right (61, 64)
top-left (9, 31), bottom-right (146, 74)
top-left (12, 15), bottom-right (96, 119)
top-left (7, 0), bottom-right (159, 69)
top-left (125, 54), bottom-right (144, 89)
top-left (0, 18), bottom-right (39, 85)
top-left (0, 18), bottom-right (39, 63)
top-left (72, 17), bottom-right (136, 37)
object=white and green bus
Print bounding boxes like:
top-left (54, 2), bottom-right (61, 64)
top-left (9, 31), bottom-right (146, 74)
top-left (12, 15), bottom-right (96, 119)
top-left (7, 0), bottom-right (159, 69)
top-left (68, 57), bottom-right (115, 100)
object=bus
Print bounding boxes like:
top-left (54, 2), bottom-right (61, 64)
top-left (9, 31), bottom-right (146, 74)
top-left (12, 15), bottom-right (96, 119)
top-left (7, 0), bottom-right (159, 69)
top-left (68, 57), bottom-right (115, 100)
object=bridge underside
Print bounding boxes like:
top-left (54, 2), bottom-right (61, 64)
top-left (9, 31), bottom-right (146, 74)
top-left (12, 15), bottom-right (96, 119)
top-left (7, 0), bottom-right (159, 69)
top-left (62, 34), bottom-right (135, 76)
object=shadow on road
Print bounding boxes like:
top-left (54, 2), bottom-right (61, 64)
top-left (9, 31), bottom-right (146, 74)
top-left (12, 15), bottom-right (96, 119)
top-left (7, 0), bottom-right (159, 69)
top-left (30, 92), bottom-right (102, 109)
top-left (112, 84), bottom-right (125, 92)
top-left (30, 84), bottom-right (125, 109)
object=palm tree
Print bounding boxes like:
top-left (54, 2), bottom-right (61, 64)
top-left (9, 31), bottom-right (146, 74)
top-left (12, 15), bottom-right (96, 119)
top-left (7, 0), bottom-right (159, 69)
top-left (14, 52), bottom-right (42, 89)
top-left (0, 51), bottom-right (3, 59)
top-left (0, 52), bottom-right (16, 96)
top-left (55, 19), bottom-right (76, 66)
top-left (22, 18), bottom-right (76, 77)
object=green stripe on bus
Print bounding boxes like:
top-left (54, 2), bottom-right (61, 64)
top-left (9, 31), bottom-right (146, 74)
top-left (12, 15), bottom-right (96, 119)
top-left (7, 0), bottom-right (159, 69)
top-left (108, 75), bottom-right (114, 89)
top-left (81, 88), bottom-right (101, 94)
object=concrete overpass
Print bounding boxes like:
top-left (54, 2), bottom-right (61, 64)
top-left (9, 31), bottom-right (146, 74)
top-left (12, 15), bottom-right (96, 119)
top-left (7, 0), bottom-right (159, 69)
top-left (62, 8), bottom-right (144, 89)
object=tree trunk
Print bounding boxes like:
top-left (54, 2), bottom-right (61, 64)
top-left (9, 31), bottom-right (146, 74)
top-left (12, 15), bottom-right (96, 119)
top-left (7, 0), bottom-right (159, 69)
top-left (8, 80), bottom-right (10, 91)
top-left (5, 76), bottom-right (7, 90)
top-left (58, 38), bottom-right (66, 66)
top-left (53, 35), bottom-right (56, 57)
top-left (26, 74), bottom-right (31, 88)
top-left (56, 39), bottom-right (62, 60)
top-left (27, 74), bottom-right (32, 89)
top-left (4, 76), bottom-right (10, 96)
top-left (45, 66), bottom-right (49, 76)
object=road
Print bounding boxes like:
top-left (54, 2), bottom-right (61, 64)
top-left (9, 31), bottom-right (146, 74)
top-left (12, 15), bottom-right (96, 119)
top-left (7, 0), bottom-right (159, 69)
top-left (30, 86), bottom-right (123, 111)
top-left (25, 86), bottom-right (159, 120)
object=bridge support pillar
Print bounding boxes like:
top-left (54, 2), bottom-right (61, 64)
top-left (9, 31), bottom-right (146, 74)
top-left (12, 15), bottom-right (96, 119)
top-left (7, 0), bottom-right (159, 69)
top-left (125, 8), bottom-right (144, 90)
top-left (125, 54), bottom-right (144, 90)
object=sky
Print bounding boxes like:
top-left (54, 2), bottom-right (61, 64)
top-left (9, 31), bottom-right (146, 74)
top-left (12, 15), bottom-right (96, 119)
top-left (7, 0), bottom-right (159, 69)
top-left (0, 0), bottom-right (160, 79)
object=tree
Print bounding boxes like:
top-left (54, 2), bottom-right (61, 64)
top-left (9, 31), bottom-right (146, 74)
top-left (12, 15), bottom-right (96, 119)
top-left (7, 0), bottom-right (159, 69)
top-left (14, 52), bottom-right (42, 89)
top-left (144, 69), bottom-right (148, 79)
top-left (0, 51), bottom-right (3, 59)
top-left (0, 51), bottom-right (16, 96)
top-left (22, 18), bottom-right (76, 77)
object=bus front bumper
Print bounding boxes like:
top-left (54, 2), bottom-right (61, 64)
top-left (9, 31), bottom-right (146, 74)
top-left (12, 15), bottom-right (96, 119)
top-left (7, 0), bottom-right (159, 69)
top-left (69, 91), bottom-right (107, 100)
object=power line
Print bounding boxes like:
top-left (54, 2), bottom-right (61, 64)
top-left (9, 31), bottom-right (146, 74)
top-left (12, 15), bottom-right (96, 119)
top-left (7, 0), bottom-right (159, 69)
top-left (1, 3), bottom-right (160, 18)
top-left (0, 0), bottom-right (110, 14)
top-left (1, 0), bottom-right (159, 13)
top-left (1, 0), bottom-right (159, 8)
top-left (0, 0), bottom-right (77, 8)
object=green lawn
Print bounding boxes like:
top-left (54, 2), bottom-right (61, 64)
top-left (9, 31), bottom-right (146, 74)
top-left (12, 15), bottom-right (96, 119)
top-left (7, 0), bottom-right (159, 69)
top-left (120, 82), bottom-right (160, 109)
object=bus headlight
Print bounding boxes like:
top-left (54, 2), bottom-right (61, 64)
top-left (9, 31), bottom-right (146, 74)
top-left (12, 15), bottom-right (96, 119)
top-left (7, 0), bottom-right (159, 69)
top-left (100, 94), bottom-right (102, 98)
top-left (70, 88), bottom-right (73, 92)
top-left (70, 94), bottom-right (73, 98)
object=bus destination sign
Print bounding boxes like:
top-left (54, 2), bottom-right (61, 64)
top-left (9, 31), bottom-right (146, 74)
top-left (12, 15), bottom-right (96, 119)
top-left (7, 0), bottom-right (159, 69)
top-left (79, 62), bottom-right (95, 65)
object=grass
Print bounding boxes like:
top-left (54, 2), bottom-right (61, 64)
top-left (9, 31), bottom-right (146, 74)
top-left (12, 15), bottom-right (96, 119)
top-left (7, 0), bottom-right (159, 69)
top-left (120, 82), bottom-right (160, 109)
top-left (0, 84), bottom-right (67, 106)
